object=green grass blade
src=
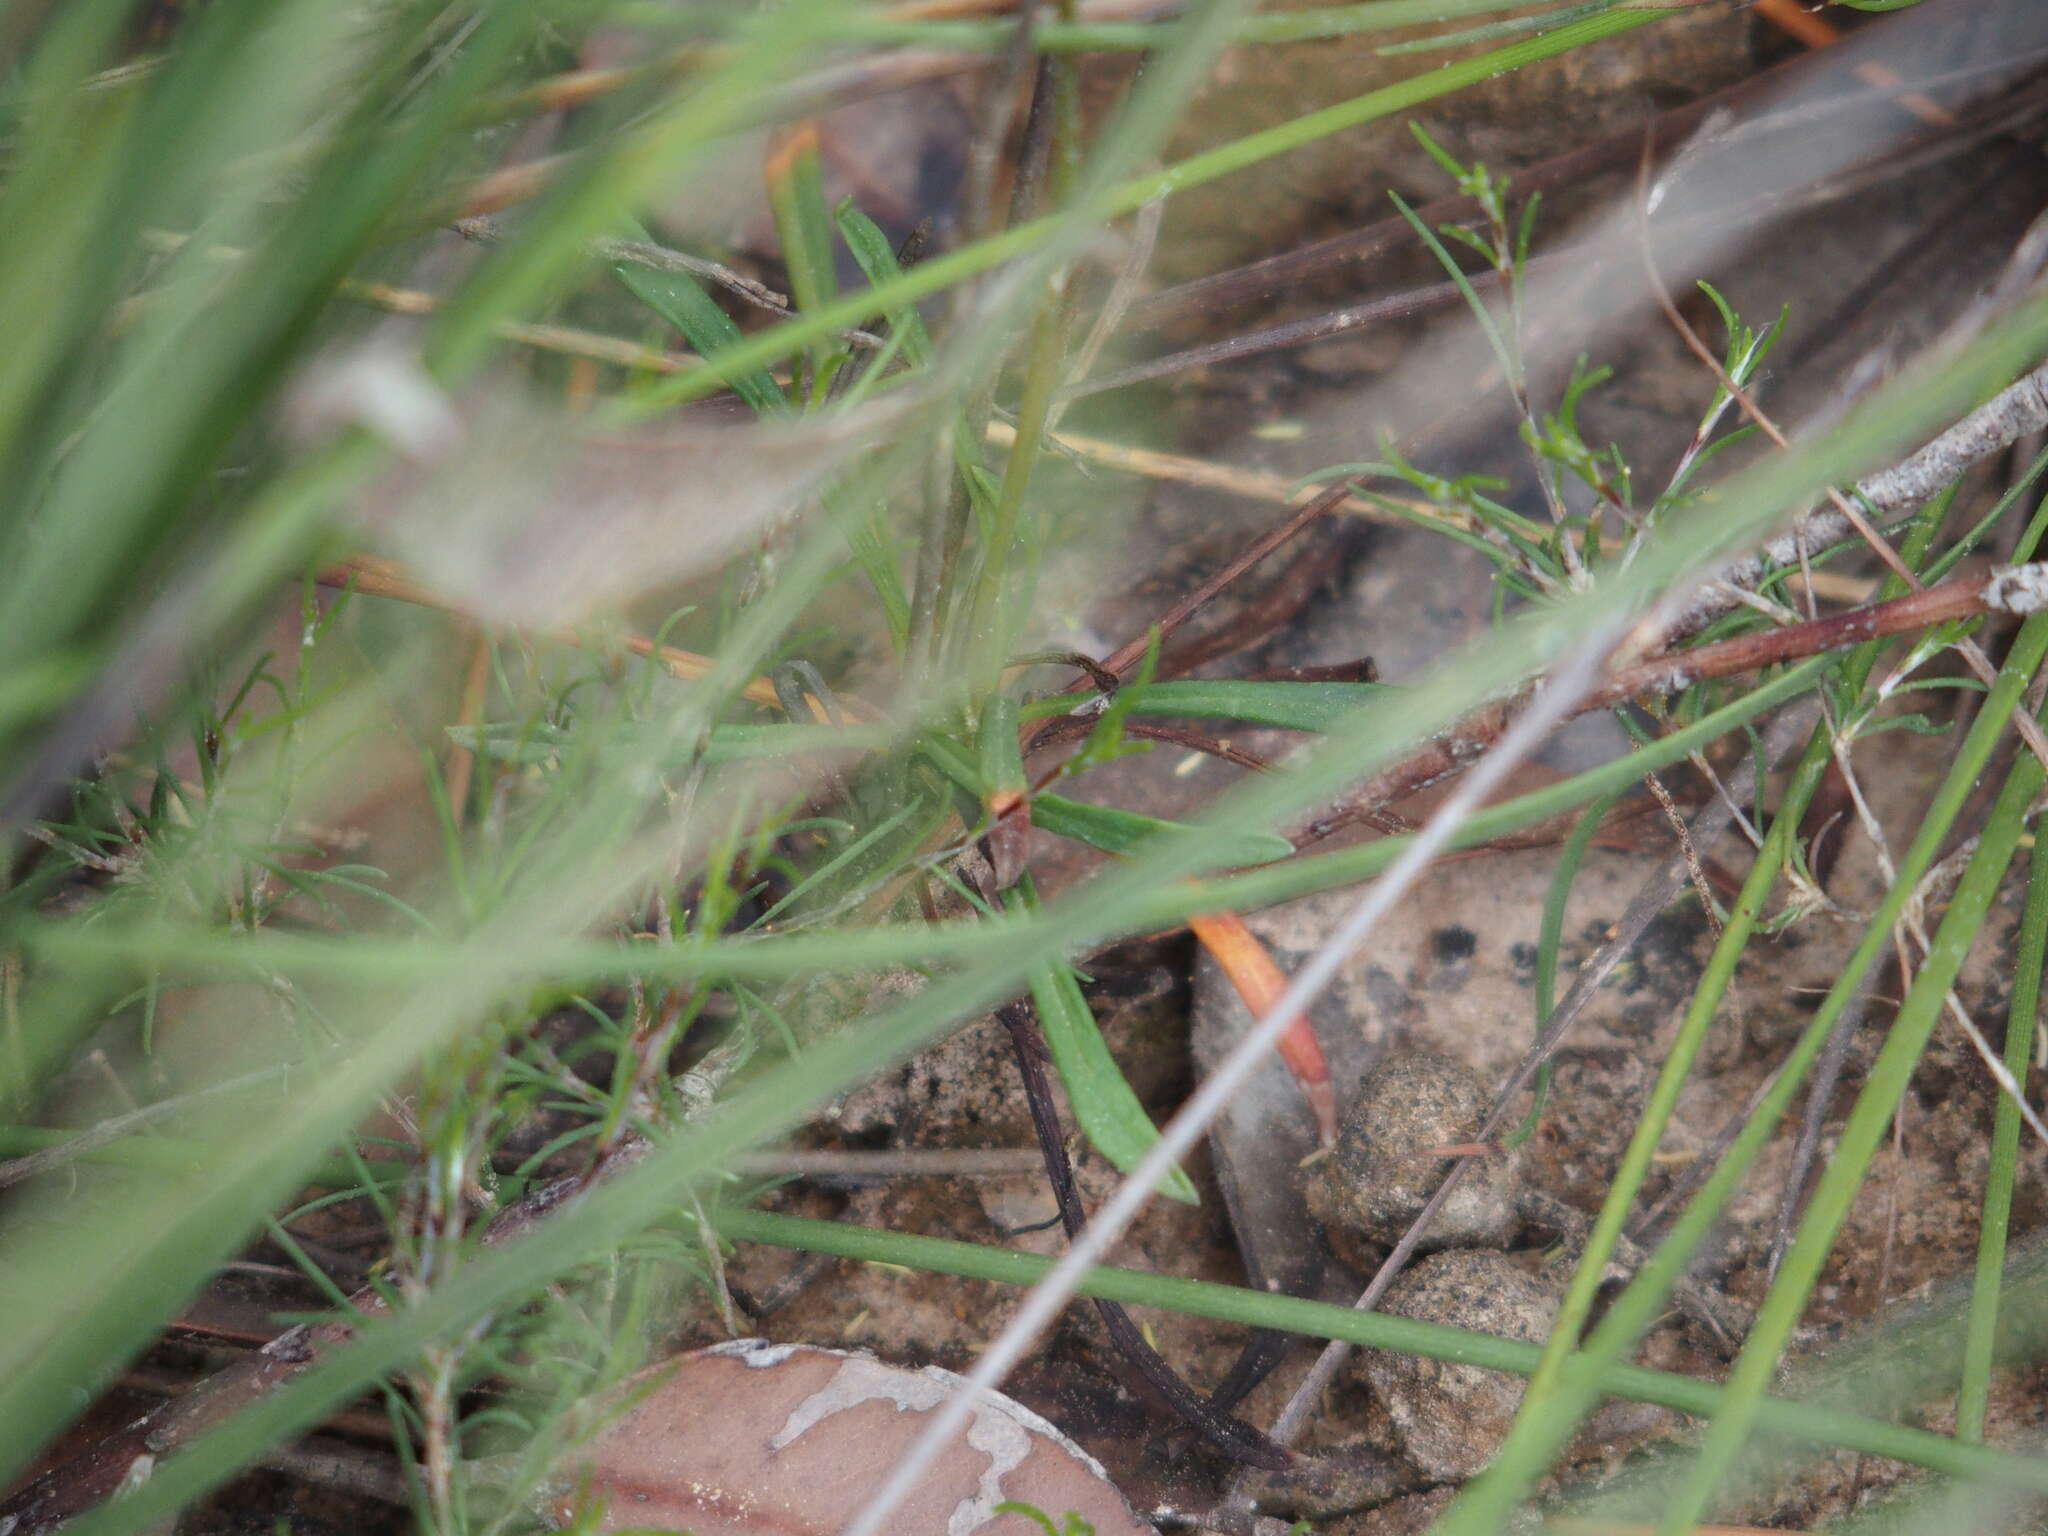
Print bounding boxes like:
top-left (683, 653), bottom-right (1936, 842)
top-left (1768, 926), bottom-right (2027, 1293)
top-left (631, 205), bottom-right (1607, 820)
top-left (1020, 678), bottom-right (1390, 731)
top-left (1032, 794), bottom-right (1293, 866)
top-left (1957, 812), bottom-right (2048, 1440)
top-left (612, 221), bottom-right (788, 416)
top-left (1014, 896), bottom-right (1200, 1205)
top-left (1664, 620), bottom-right (2048, 1532)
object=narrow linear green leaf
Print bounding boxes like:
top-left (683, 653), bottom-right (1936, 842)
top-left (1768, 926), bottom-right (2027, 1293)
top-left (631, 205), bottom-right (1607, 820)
top-left (833, 201), bottom-right (934, 369)
top-left (1958, 815), bottom-right (2048, 1440)
top-left (838, 498), bottom-right (914, 653)
top-left (1033, 794), bottom-right (1291, 867)
top-left (1375, 0), bottom-right (1607, 54)
top-left (1505, 787), bottom-right (1621, 1148)
top-left (978, 692), bottom-right (1026, 801)
top-left (1023, 942), bottom-right (1198, 1205)
top-left (712, 1206), bottom-right (2048, 1493)
top-left (765, 129), bottom-right (838, 318)
top-left (1033, 677), bottom-right (1391, 732)
top-left (611, 218), bottom-right (785, 416)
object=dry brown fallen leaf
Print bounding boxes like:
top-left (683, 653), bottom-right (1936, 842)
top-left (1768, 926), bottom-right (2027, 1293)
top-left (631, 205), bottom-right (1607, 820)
top-left (547, 1339), bottom-right (1154, 1535)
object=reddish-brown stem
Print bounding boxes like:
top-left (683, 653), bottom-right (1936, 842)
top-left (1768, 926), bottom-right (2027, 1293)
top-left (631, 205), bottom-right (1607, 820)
top-left (1604, 562), bottom-right (2000, 699)
top-left (1295, 562), bottom-right (2039, 847)
top-left (1096, 480), bottom-right (1355, 682)
top-left (1153, 536), bottom-right (1343, 682)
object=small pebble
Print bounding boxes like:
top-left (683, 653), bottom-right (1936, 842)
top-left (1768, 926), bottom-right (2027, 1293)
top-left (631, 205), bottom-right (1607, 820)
top-left (1361, 1248), bottom-right (1560, 1482)
top-left (1305, 1048), bottom-right (1521, 1257)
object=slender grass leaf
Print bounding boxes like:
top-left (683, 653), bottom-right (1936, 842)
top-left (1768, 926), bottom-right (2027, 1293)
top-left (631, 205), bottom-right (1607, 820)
top-left (834, 201), bottom-right (934, 369)
top-left (1024, 678), bottom-right (1388, 732)
top-left (1033, 794), bottom-right (1291, 867)
top-left (1016, 910), bottom-right (1198, 1205)
top-left (612, 218), bottom-right (786, 416)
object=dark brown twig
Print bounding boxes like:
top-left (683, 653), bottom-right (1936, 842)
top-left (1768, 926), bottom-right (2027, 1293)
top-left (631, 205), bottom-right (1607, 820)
top-left (992, 1001), bottom-right (1294, 1469)
top-left (1152, 536), bottom-right (1343, 683)
top-left (1011, 648), bottom-right (1121, 694)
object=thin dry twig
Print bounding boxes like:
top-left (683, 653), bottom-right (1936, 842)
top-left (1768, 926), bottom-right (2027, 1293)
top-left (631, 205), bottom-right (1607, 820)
top-left (1644, 769), bottom-right (1721, 937)
top-left (1655, 361), bottom-right (2048, 638)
